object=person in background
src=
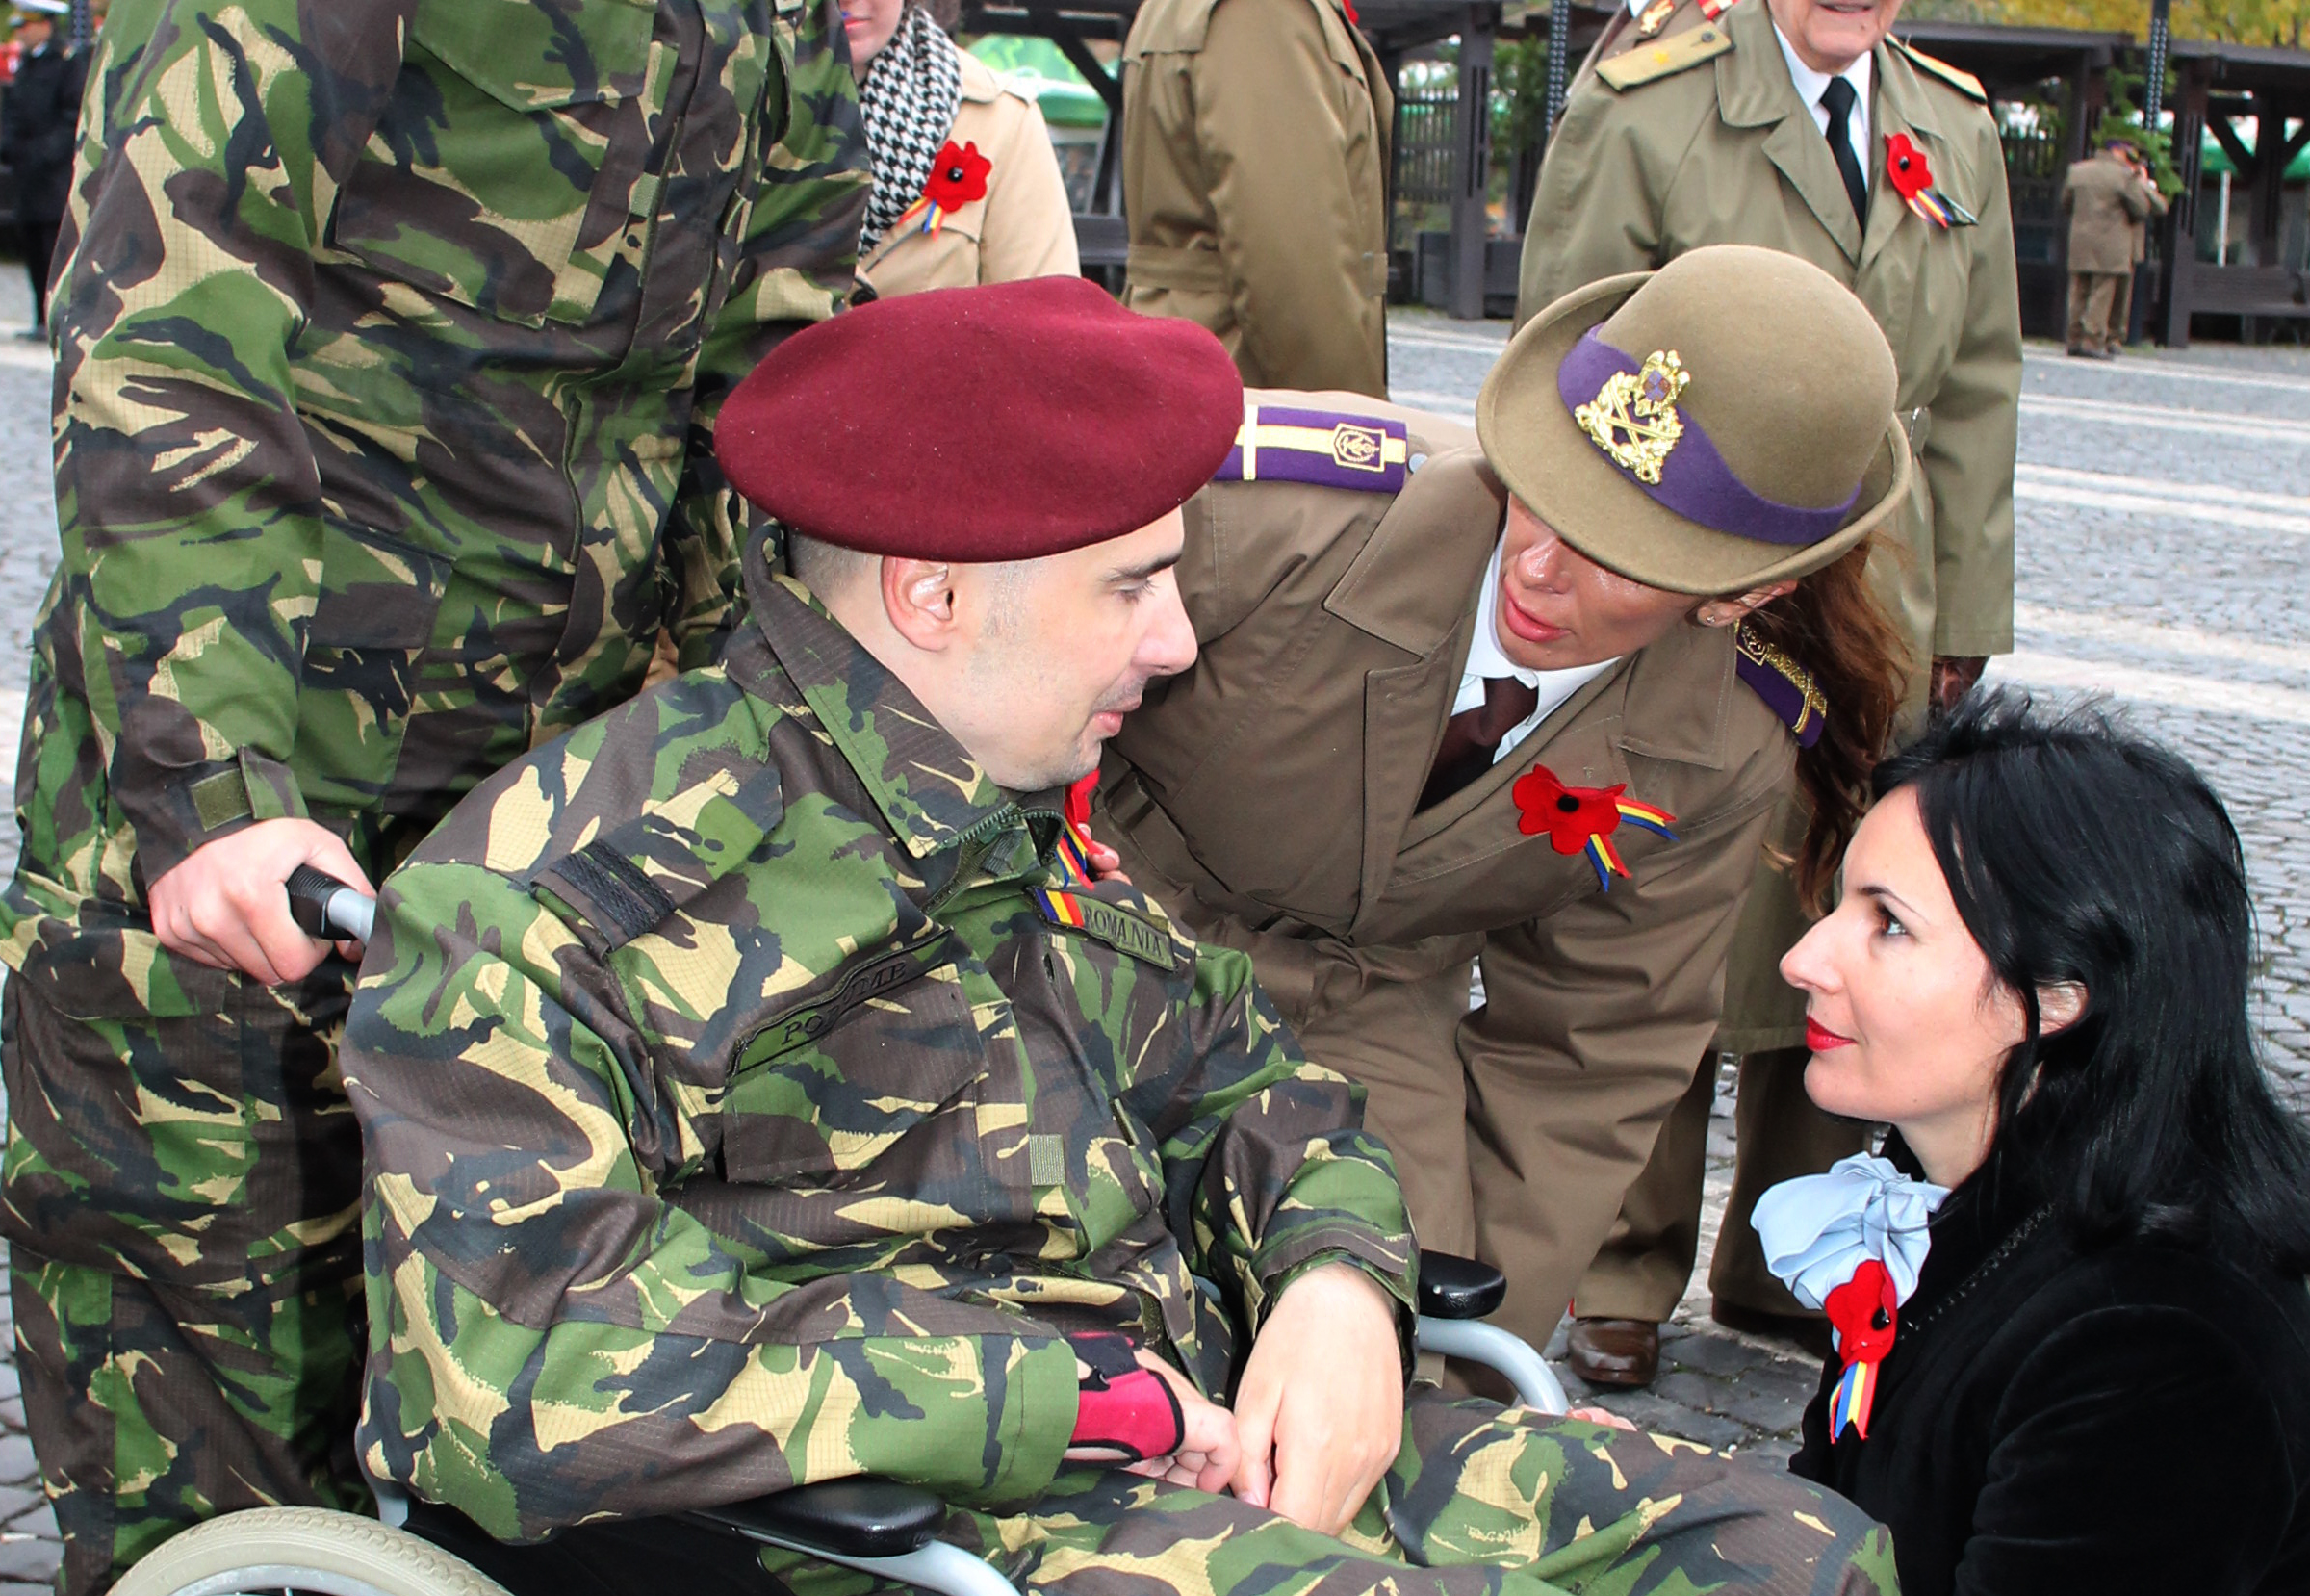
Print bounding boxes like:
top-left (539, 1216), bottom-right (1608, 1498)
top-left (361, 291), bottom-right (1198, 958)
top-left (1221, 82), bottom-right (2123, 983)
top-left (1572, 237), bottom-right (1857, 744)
top-left (2061, 136), bottom-right (2150, 359)
top-left (0, 0), bottom-right (84, 339)
top-left (0, 3), bottom-right (867, 1590)
top-left (2107, 140), bottom-right (2169, 353)
top-left (1519, 0), bottom-right (2021, 1387)
top-left (1762, 690), bottom-right (2310, 1595)
top-left (1119, 0), bottom-right (1390, 397)
top-left (1097, 245), bottom-right (1910, 1357)
top-left (844, 0), bottom-right (1077, 301)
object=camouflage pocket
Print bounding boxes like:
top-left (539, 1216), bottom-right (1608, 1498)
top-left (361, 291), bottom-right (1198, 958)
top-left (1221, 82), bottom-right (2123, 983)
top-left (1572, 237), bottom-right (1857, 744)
top-left (327, 0), bottom-right (669, 327)
top-left (718, 959), bottom-right (988, 1189)
top-left (293, 519), bottom-right (453, 815)
top-left (0, 929), bottom-right (362, 1293)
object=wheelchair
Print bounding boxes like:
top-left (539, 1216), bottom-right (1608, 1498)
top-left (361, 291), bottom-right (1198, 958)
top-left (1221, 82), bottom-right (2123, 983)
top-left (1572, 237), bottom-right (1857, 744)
top-left (111, 1255), bottom-right (1565, 1596)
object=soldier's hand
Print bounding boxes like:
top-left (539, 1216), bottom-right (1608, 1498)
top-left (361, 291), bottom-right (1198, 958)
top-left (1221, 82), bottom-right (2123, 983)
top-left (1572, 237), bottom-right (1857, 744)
top-left (1929, 655), bottom-right (1988, 713)
top-left (147, 819), bottom-right (374, 986)
top-left (1229, 1263), bottom-right (1402, 1536)
top-left (1120, 1351), bottom-right (1238, 1492)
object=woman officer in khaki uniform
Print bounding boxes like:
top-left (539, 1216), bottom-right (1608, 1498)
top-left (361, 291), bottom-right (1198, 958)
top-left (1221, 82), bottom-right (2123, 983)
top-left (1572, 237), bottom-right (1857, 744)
top-left (1095, 245), bottom-right (1911, 1351)
top-left (843, 0), bottom-right (1077, 298)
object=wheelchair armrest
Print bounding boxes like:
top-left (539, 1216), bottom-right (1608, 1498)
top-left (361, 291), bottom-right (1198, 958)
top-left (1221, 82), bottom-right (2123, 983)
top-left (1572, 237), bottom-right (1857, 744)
top-left (689, 1479), bottom-right (946, 1558)
top-left (1418, 1251), bottom-right (1507, 1320)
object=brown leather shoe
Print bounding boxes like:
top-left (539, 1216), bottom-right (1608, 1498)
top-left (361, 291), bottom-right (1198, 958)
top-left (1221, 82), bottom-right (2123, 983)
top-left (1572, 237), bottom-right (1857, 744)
top-left (1566, 1317), bottom-right (1660, 1388)
top-left (1709, 1299), bottom-right (1835, 1361)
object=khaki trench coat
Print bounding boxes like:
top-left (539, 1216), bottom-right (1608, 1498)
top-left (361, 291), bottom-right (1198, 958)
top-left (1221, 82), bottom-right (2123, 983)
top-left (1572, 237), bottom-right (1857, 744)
top-left (1120, 0), bottom-right (1392, 396)
top-left (2062, 149), bottom-right (2151, 277)
top-left (1097, 394), bottom-right (1798, 1345)
top-left (857, 53), bottom-right (1080, 299)
top-left (1518, 0), bottom-right (2021, 1045)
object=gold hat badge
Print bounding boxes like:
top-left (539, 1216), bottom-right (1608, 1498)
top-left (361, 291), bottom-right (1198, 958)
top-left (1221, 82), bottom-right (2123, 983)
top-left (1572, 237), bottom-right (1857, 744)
top-left (1574, 349), bottom-right (1688, 485)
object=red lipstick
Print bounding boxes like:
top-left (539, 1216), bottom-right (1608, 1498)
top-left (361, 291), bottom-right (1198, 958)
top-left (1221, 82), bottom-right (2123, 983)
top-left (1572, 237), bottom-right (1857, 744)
top-left (1805, 1017), bottom-right (1854, 1052)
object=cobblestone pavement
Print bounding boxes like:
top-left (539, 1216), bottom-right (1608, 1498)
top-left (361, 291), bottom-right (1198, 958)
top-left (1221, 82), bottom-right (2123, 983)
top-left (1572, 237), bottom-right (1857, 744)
top-left (1394, 304), bottom-right (2310, 1458)
top-left (0, 277), bottom-right (2300, 1583)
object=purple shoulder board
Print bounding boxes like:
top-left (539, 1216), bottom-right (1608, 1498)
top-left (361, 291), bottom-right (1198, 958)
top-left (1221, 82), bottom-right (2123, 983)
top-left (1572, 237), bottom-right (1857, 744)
top-left (1215, 404), bottom-right (1409, 494)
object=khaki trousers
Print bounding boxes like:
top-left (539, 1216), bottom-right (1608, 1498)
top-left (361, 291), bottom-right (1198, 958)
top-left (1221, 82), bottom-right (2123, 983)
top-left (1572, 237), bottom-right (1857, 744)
top-left (1291, 963), bottom-right (1707, 1351)
top-left (2067, 270), bottom-right (2126, 349)
top-left (1571, 1045), bottom-right (1869, 1322)
top-left (2109, 267), bottom-right (2137, 348)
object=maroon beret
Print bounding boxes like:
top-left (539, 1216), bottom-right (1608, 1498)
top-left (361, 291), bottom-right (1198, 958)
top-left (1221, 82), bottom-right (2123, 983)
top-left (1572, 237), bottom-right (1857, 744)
top-left (716, 277), bottom-right (1245, 561)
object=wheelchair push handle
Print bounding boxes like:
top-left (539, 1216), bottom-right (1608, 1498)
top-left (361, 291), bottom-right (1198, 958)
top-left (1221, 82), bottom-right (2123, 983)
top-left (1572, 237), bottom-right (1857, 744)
top-left (286, 864), bottom-right (376, 944)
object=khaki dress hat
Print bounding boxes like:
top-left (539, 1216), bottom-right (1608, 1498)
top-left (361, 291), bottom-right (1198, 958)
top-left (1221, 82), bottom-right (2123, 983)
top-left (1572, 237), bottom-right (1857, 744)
top-left (1477, 244), bottom-right (1911, 598)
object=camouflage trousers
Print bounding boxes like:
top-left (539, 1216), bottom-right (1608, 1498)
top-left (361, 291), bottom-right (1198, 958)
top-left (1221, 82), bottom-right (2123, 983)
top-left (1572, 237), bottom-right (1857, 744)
top-left (1, 943), bottom-right (372, 1596)
top-left (768, 1394), bottom-right (1898, 1596)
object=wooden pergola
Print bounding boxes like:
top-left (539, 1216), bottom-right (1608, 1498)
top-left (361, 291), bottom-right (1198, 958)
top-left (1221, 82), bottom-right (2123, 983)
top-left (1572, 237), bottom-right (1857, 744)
top-left (2156, 38), bottom-right (2310, 344)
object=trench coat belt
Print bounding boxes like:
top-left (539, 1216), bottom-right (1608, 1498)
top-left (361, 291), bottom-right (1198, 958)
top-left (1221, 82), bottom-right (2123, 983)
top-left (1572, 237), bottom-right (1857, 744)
top-left (1127, 242), bottom-right (1388, 296)
top-left (1899, 406), bottom-right (1932, 454)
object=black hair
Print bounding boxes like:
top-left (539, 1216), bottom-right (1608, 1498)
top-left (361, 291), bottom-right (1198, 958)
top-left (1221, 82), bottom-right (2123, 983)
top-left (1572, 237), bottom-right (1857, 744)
top-left (1873, 688), bottom-right (2310, 1273)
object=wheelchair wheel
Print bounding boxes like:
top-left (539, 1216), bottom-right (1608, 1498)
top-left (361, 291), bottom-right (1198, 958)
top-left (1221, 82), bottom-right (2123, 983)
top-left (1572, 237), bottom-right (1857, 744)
top-left (110, 1506), bottom-right (514, 1596)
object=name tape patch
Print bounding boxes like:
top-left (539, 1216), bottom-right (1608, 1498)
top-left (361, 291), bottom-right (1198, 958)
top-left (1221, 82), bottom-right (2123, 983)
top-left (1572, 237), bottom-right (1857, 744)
top-left (1032, 888), bottom-right (1178, 970)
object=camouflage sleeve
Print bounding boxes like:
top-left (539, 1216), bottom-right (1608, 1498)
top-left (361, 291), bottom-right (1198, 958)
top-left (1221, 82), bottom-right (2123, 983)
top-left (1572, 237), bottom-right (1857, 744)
top-left (1134, 941), bottom-right (1417, 1342)
top-left (345, 857), bottom-right (1077, 1541)
top-left (47, 0), bottom-right (416, 880)
top-left (664, 0), bottom-right (868, 668)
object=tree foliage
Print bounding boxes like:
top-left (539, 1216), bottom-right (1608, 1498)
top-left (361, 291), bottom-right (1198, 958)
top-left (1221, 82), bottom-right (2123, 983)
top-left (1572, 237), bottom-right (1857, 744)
top-left (1905, 0), bottom-right (2310, 50)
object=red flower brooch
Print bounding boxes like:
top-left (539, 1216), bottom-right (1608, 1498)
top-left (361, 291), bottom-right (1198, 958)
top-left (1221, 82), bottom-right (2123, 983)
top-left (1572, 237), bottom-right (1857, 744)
top-left (1883, 133), bottom-right (1975, 229)
top-left (1510, 765), bottom-right (1678, 891)
top-left (899, 140), bottom-right (991, 238)
top-left (1825, 1257), bottom-right (1900, 1440)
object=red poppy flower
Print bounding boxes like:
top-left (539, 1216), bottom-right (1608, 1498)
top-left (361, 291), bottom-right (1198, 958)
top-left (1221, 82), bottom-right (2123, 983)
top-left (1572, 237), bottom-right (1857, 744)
top-left (1824, 1258), bottom-right (1900, 1364)
top-left (1510, 765), bottom-right (1627, 854)
top-left (923, 140), bottom-right (991, 211)
top-left (1884, 132), bottom-right (1933, 203)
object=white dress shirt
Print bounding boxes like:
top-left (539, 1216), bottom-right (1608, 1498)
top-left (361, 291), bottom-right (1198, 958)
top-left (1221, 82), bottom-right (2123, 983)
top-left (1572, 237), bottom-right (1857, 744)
top-left (1452, 534), bottom-right (1619, 766)
top-left (1772, 24), bottom-right (1873, 187)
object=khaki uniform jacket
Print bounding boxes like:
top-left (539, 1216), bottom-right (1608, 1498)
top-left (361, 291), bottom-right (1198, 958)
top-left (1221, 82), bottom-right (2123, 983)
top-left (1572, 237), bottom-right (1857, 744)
top-left (2061, 150), bottom-right (2151, 275)
top-left (856, 53), bottom-right (1080, 299)
top-left (1120, 0), bottom-right (1391, 397)
top-left (1519, 0), bottom-right (2020, 675)
top-left (1097, 396), bottom-right (1796, 1337)
top-left (2131, 179), bottom-right (2170, 262)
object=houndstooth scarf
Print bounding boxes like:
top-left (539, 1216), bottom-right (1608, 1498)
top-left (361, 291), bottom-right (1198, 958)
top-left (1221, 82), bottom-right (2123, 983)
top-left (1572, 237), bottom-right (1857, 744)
top-left (857, 8), bottom-right (964, 257)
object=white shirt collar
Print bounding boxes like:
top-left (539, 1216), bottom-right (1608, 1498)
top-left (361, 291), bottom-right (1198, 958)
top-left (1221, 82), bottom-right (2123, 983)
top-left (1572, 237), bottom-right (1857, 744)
top-left (1772, 22), bottom-right (1873, 161)
top-left (1456, 534), bottom-right (1619, 764)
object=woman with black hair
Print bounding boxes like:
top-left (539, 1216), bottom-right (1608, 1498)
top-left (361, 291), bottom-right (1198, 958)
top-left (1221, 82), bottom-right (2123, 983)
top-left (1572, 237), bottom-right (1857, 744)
top-left (1758, 688), bottom-right (2310, 1596)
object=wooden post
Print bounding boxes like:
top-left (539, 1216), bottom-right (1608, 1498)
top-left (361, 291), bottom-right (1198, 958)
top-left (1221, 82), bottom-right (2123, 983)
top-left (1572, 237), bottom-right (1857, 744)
top-left (1449, 7), bottom-right (1497, 320)
top-left (2158, 57), bottom-right (2208, 347)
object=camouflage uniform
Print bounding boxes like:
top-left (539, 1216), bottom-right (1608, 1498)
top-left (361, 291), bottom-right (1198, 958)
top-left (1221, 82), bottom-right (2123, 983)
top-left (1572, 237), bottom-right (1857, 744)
top-left (343, 555), bottom-right (1897, 1596)
top-left (0, 1), bottom-right (868, 1588)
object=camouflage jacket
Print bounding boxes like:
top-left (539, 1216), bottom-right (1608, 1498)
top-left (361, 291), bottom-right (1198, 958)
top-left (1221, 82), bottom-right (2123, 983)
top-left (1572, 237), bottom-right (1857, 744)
top-left (2, 0), bottom-right (868, 963)
top-left (341, 552), bottom-right (1418, 1540)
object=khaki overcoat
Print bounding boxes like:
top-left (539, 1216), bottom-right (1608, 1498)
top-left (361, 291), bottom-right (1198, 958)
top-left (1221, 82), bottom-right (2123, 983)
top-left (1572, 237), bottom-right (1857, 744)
top-left (2061, 148), bottom-right (2151, 276)
top-left (856, 52), bottom-right (1079, 299)
top-left (1518, 0), bottom-right (2021, 1046)
top-left (1119, 0), bottom-right (1391, 396)
top-left (1097, 394), bottom-right (1799, 1345)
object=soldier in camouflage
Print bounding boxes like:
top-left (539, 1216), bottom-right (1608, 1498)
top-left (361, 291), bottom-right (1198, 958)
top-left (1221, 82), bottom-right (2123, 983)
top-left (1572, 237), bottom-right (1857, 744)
top-left (343, 280), bottom-right (1897, 1596)
top-left (0, 2), bottom-right (869, 1589)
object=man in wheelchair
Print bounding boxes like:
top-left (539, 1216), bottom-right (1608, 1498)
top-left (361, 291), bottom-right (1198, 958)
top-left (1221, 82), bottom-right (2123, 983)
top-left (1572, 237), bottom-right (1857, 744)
top-left (339, 278), bottom-right (1895, 1596)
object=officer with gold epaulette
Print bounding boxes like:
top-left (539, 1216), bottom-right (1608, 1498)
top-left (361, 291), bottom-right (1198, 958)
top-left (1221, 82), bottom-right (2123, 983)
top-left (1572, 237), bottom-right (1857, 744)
top-left (1568, 0), bottom-right (1732, 101)
top-left (1517, 0), bottom-right (2022, 1387)
top-left (1095, 245), bottom-right (1912, 1353)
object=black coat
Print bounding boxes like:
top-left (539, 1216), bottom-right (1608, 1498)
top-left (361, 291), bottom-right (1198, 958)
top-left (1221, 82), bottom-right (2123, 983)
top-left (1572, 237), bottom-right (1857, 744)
top-left (1790, 1146), bottom-right (2310, 1596)
top-left (0, 42), bottom-right (87, 225)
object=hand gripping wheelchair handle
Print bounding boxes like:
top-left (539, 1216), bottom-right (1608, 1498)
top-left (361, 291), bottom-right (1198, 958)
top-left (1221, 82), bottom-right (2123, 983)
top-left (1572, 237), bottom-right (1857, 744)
top-left (286, 863), bottom-right (376, 944)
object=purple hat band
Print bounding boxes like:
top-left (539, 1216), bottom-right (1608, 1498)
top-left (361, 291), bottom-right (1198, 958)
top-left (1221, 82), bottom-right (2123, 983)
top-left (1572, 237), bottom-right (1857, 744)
top-left (1555, 331), bottom-right (1861, 548)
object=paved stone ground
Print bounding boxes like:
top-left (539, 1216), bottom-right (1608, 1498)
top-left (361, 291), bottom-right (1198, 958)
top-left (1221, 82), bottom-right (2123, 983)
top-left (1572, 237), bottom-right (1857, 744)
top-left (0, 278), bottom-right (2302, 1583)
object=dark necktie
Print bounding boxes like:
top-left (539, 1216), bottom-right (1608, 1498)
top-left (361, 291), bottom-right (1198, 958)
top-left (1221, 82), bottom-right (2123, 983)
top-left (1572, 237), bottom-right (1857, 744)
top-left (1819, 76), bottom-right (1868, 222)
top-left (1421, 676), bottom-right (1541, 811)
